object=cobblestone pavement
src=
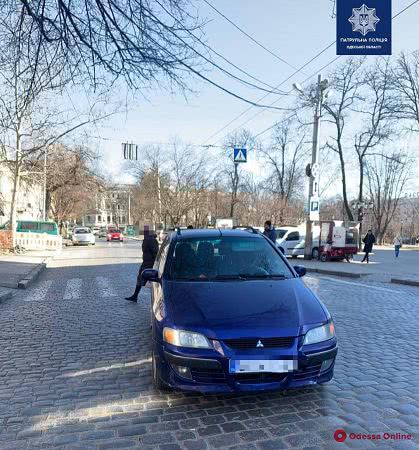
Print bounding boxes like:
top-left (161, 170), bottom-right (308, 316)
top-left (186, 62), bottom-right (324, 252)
top-left (0, 241), bottom-right (419, 449)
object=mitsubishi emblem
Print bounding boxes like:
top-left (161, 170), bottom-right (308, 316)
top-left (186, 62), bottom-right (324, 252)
top-left (256, 340), bottom-right (264, 348)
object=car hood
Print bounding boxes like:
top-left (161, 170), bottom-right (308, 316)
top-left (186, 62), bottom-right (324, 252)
top-left (164, 279), bottom-right (327, 339)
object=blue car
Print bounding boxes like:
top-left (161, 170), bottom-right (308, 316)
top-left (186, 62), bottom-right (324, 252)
top-left (143, 228), bottom-right (337, 393)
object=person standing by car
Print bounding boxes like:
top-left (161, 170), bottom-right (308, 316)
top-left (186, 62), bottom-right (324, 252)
top-left (393, 235), bottom-right (402, 258)
top-left (125, 226), bottom-right (159, 302)
top-left (263, 220), bottom-right (277, 243)
top-left (361, 229), bottom-right (376, 263)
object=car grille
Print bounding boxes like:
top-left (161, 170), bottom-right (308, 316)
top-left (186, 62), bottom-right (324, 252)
top-left (223, 337), bottom-right (294, 350)
top-left (293, 363), bottom-right (322, 381)
top-left (233, 372), bottom-right (288, 384)
top-left (190, 367), bottom-right (226, 384)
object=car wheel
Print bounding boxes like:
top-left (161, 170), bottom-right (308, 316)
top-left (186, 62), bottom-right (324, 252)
top-left (312, 247), bottom-right (320, 260)
top-left (152, 350), bottom-right (167, 391)
top-left (320, 254), bottom-right (328, 262)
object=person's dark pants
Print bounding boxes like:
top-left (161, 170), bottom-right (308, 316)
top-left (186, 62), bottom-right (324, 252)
top-left (129, 264), bottom-right (151, 299)
top-left (361, 252), bottom-right (370, 263)
top-left (395, 245), bottom-right (401, 257)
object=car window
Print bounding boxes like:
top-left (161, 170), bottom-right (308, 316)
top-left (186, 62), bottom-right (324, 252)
top-left (75, 228), bottom-right (89, 234)
top-left (168, 236), bottom-right (293, 281)
top-left (276, 229), bottom-right (287, 239)
top-left (286, 232), bottom-right (300, 241)
top-left (157, 239), bottom-right (170, 275)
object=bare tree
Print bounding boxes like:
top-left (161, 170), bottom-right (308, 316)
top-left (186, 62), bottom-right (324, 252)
top-left (0, 10), bottom-right (111, 239)
top-left (322, 58), bottom-right (364, 221)
top-left (393, 51), bottom-right (419, 131)
top-left (260, 117), bottom-right (308, 223)
top-left (351, 59), bottom-right (397, 242)
top-left (366, 151), bottom-right (411, 243)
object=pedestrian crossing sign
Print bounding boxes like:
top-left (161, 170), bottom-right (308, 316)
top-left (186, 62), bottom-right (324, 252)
top-left (234, 148), bottom-right (247, 163)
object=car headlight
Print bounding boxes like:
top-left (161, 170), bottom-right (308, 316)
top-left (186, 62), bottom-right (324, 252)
top-left (163, 327), bottom-right (212, 349)
top-left (303, 321), bottom-right (335, 345)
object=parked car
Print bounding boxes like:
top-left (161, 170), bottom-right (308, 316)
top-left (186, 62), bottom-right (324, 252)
top-left (92, 226), bottom-right (101, 235)
top-left (98, 227), bottom-right (107, 238)
top-left (106, 229), bottom-right (124, 242)
top-left (276, 226), bottom-right (320, 259)
top-left (72, 227), bottom-right (95, 246)
top-left (145, 228), bottom-right (337, 393)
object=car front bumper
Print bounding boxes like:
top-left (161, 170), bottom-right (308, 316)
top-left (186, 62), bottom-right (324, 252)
top-left (156, 339), bottom-right (338, 393)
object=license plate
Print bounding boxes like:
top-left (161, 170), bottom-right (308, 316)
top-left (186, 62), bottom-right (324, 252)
top-left (229, 359), bottom-right (297, 374)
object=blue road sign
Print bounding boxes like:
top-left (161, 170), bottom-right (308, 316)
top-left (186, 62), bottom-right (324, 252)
top-left (233, 148), bottom-right (247, 163)
top-left (337, 0), bottom-right (391, 55)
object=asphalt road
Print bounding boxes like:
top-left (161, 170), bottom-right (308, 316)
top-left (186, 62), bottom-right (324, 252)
top-left (0, 239), bottom-right (418, 449)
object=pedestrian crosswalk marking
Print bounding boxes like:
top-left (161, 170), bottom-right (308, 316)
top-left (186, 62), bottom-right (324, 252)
top-left (24, 280), bottom-right (53, 302)
top-left (96, 276), bottom-right (117, 297)
top-left (63, 278), bottom-right (83, 300)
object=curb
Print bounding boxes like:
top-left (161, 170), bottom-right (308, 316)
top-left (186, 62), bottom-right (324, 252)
top-left (391, 278), bottom-right (419, 288)
top-left (0, 288), bottom-right (12, 303)
top-left (18, 262), bottom-right (47, 289)
top-left (306, 267), bottom-right (364, 279)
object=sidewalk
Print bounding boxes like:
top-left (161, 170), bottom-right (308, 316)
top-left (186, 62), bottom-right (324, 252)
top-left (295, 246), bottom-right (419, 286)
top-left (0, 249), bottom-right (60, 289)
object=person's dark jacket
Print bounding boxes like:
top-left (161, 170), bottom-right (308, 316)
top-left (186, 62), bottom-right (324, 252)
top-left (263, 227), bottom-right (277, 243)
top-left (362, 233), bottom-right (376, 253)
top-left (142, 234), bottom-right (159, 268)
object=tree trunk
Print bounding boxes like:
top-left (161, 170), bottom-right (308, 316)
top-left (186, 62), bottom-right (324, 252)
top-left (9, 132), bottom-right (22, 246)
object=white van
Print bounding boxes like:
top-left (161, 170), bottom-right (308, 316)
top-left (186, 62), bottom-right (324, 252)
top-left (275, 225), bottom-right (320, 259)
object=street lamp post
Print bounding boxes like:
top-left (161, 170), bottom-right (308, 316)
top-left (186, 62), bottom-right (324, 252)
top-left (294, 75), bottom-right (329, 260)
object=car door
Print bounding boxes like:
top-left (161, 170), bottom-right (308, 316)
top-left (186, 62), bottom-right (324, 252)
top-left (285, 231), bottom-right (300, 256)
top-left (151, 239), bottom-right (170, 333)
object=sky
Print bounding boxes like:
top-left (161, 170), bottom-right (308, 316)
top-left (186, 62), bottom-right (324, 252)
top-left (91, 0), bottom-right (419, 196)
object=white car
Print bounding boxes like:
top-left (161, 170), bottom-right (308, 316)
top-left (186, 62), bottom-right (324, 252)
top-left (276, 225), bottom-right (320, 259)
top-left (72, 227), bottom-right (96, 246)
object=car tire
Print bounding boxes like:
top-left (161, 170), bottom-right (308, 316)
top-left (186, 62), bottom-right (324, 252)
top-left (320, 254), bottom-right (328, 262)
top-left (152, 350), bottom-right (167, 391)
top-left (312, 247), bottom-right (320, 260)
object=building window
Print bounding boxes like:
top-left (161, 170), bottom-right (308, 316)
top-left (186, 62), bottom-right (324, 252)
top-left (122, 216), bottom-right (126, 223)
top-left (86, 215), bottom-right (91, 223)
top-left (107, 216), bottom-right (111, 223)
top-left (98, 215), bottom-right (102, 222)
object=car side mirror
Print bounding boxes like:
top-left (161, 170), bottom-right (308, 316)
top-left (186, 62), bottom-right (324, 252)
top-left (142, 269), bottom-right (160, 283)
top-left (293, 265), bottom-right (306, 277)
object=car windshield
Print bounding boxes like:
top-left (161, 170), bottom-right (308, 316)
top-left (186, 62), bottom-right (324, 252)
top-left (75, 229), bottom-right (90, 234)
top-left (276, 229), bottom-right (287, 239)
top-left (168, 236), bottom-right (293, 281)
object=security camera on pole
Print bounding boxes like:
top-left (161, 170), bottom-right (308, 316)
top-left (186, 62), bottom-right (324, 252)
top-left (293, 75), bottom-right (330, 260)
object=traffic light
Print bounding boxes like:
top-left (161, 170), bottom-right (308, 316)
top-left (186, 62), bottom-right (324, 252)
top-left (122, 143), bottom-right (138, 160)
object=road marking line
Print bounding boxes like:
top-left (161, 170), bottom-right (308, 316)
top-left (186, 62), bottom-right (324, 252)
top-left (309, 276), bottom-right (402, 293)
top-left (63, 278), bottom-right (83, 300)
top-left (24, 280), bottom-right (53, 302)
top-left (96, 276), bottom-right (117, 297)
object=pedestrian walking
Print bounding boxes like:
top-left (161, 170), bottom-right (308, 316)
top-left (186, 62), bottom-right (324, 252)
top-left (263, 220), bottom-right (277, 243)
top-left (361, 229), bottom-right (376, 263)
top-left (393, 235), bottom-right (402, 258)
top-left (125, 226), bottom-right (159, 302)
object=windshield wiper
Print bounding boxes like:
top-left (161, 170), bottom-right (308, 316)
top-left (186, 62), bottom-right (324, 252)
top-left (237, 273), bottom-right (289, 280)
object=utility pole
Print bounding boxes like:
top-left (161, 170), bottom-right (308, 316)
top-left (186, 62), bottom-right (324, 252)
top-left (42, 147), bottom-right (48, 221)
top-left (304, 74), bottom-right (322, 260)
top-left (128, 192), bottom-right (131, 225)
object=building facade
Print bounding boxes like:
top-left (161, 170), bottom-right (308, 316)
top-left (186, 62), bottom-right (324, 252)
top-left (82, 185), bottom-right (132, 230)
top-left (0, 166), bottom-right (43, 227)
